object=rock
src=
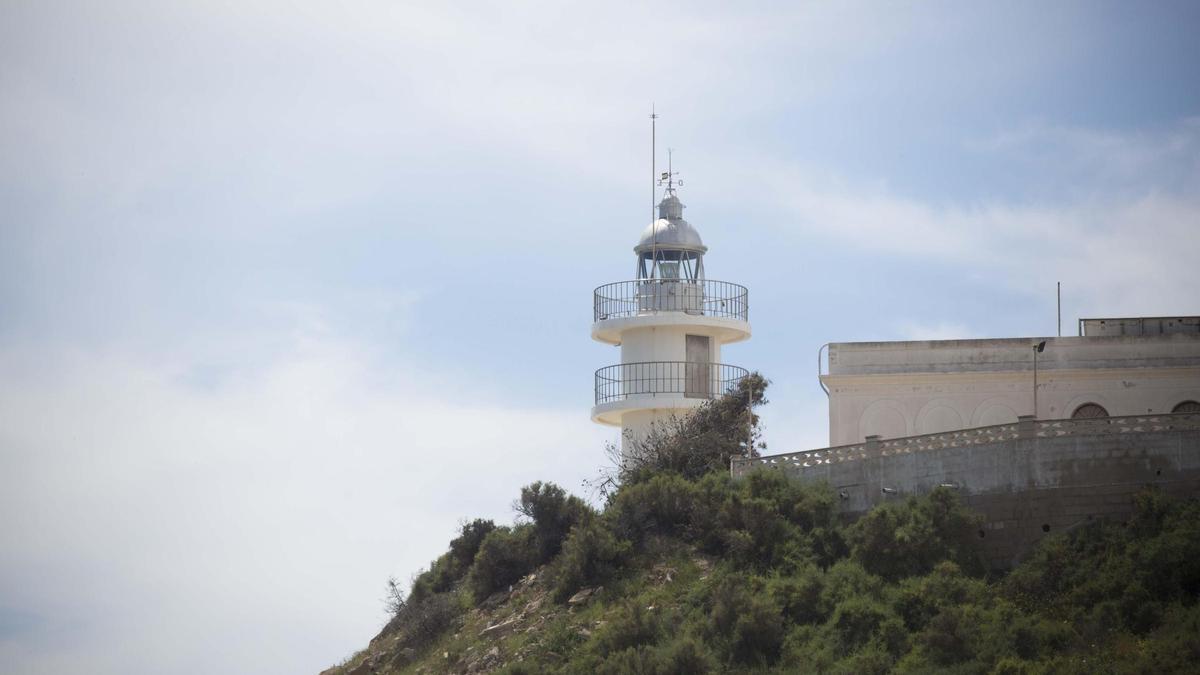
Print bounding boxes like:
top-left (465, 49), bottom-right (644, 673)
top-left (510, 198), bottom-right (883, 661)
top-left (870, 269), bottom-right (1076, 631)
top-left (480, 616), bottom-right (519, 636)
top-left (467, 646), bottom-right (503, 673)
top-left (567, 587), bottom-right (596, 605)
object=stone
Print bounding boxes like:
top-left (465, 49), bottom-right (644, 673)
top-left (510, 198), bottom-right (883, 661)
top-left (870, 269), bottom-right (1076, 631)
top-left (480, 616), bottom-right (519, 636)
top-left (567, 587), bottom-right (596, 605)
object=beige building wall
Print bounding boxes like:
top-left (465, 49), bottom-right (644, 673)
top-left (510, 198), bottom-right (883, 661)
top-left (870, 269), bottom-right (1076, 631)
top-left (820, 334), bottom-right (1200, 447)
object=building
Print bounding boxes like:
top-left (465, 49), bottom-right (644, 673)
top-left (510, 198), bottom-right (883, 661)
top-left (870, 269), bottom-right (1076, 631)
top-left (820, 317), bottom-right (1200, 446)
top-left (734, 316), bottom-right (1200, 568)
top-left (590, 183), bottom-right (751, 450)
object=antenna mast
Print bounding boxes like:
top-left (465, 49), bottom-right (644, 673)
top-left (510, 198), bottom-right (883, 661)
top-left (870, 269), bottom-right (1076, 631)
top-left (650, 105), bottom-right (657, 226)
top-left (650, 105), bottom-right (658, 278)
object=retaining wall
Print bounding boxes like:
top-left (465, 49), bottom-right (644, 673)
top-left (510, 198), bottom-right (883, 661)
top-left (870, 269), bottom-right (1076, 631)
top-left (732, 414), bottom-right (1200, 569)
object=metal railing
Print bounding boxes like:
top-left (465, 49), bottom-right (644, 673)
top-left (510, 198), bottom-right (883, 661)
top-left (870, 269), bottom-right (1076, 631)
top-left (595, 361), bottom-right (749, 405)
top-left (593, 279), bottom-right (749, 322)
top-left (730, 412), bottom-right (1200, 478)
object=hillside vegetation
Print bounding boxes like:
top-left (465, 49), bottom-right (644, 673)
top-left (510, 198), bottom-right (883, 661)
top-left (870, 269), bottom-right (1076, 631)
top-left (324, 376), bottom-right (1200, 674)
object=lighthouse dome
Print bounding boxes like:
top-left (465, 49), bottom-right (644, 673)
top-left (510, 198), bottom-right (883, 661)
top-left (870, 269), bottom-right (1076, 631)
top-left (634, 194), bottom-right (707, 254)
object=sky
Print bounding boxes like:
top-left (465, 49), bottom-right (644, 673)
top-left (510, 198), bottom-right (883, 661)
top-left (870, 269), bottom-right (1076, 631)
top-left (1, 1), bottom-right (1198, 673)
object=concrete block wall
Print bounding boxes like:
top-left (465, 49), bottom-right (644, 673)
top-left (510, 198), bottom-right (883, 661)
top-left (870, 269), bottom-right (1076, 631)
top-left (743, 424), bottom-right (1200, 569)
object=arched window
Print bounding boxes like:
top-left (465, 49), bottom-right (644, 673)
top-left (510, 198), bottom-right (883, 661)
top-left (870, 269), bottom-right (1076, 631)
top-left (1173, 400), bottom-right (1200, 414)
top-left (1071, 403), bottom-right (1109, 419)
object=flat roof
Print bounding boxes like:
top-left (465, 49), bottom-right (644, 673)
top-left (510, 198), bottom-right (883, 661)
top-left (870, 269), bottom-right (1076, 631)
top-left (825, 333), bottom-right (1200, 376)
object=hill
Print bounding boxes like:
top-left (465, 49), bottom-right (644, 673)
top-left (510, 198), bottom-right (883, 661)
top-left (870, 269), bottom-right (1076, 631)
top-left (322, 377), bottom-right (1200, 674)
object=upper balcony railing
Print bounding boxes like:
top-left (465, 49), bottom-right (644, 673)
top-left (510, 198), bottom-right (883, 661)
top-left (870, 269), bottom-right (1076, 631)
top-left (594, 279), bottom-right (748, 323)
top-left (595, 361), bottom-right (749, 405)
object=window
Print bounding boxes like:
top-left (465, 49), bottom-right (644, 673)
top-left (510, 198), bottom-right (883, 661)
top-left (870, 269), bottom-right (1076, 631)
top-left (1172, 400), bottom-right (1200, 414)
top-left (1071, 403), bottom-right (1109, 419)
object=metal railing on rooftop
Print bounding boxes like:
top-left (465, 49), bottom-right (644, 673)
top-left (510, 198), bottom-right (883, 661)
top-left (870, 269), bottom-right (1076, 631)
top-left (593, 279), bottom-right (748, 322)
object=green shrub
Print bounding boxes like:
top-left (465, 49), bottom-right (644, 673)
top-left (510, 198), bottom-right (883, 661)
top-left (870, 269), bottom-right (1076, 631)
top-left (822, 559), bottom-right (885, 607)
top-left (655, 637), bottom-right (715, 673)
top-left (917, 605), bottom-right (984, 665)
top-left (730, 594), bottom-right (785, 665)
top-left (411, 519), bottom-right (498, 597)
top-left (715, 493), bottom-right (798, 568)
top-left (609, 473), bottom-right (700, 542)
top-left (847, 487), bottom-right (984, 580)
top-left (516, 481), bottom-right (592, 563)
top-left (380, 589), bottom-right (462, 657)
top-left (466, 525), bottom-right (536, 602)
top-left (617, 373), bottom-right (769, 483)
top-left (707, 576), bottom-right (785, 665)
top-left (770, 570), bottom-right (830, 625)
top-left (830, 596), bottom-right (893, 654)
top-left (551, 516), bottom-right (630, 602)
top-left (894, 561), bottom-right (986, 631)
top-left (595, 601), bottom-right (662, 654)
top-left (448, 518), bottom-right (496, 576)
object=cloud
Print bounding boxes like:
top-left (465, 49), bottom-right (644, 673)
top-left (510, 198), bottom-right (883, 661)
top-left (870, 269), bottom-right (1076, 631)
top-left (1, 3), bottom-right (1198, 674)
top-left (758, 119), bottom-right (1200, 318)
top-left (0, 323), bottom-right (608, 675)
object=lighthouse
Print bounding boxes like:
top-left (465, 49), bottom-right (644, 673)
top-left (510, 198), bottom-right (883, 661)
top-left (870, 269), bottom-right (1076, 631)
top-left (591, 173), bottom-right (752, 452)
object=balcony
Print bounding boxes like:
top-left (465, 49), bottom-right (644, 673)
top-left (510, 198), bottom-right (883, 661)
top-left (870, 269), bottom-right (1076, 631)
top-left (594, 361), bottom-right (750, 406)
top-left (593, 279), bottom-right (748, 322)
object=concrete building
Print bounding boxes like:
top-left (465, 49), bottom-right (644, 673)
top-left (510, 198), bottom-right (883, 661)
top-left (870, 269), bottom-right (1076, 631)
top-left (819, 317), bottom-right (1200, 446)
top-left (590, 183), bottom-right (751, 450)
top-left (729, 315), bottom-right (1200, 568)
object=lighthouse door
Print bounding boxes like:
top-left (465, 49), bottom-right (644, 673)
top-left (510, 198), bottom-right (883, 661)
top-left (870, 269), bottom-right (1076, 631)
top-left (685, 335), bottom-right (712, 398)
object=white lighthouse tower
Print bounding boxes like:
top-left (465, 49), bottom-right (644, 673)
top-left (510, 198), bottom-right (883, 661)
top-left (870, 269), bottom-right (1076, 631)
top-left (591, 171), bottom-right (752, 451)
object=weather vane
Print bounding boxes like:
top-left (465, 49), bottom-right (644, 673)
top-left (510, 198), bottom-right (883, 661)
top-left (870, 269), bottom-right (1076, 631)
top-left (657, 148), bottom-right (683, 194)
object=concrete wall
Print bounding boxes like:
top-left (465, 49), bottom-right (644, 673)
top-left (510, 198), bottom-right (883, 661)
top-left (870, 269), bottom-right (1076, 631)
top-left (821, 334), bottom-right (1200, 446)
top-left (619, 325), bottom-right (723, 365)
top-left (735, 415), bottom-right (1200, 569)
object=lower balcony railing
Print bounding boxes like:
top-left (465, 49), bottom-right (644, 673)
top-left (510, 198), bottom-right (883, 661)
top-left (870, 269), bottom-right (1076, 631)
top-left (594, 361), bottom-right (749, 406)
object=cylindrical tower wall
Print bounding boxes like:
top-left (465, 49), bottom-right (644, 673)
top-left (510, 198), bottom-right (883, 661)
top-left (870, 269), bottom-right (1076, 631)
top-left (619, 326), bottom-right (724, 364)
top-left (617, 325), bottom-right (727, 448)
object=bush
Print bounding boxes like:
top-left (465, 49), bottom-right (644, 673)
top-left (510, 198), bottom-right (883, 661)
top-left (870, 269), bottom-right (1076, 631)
top-left (847, 487), bottom-right (984, 580)
top-left (655, 637), bottom-right (715, 673)
top-left (616, 373), bottom-right (769, 483)
top-left (402, 592), bottom-right (460, 647)
top-left (516, 481), bottom-right (591, 563)
top-left (830, 596), bottom-right (893, 655)
top-left (893, 561), bottom-right (986, 632)
top-left (596, 601), bottom-right (662, 654)
top-left (378, 588), bottom-right (462, 657)
top-left (551, 516), bottom-right (630, 602)
top-left (730, 594), bottom-right (785, 665)
top-left (466, 525), bottom-right (537, 602)
top-left (917, 605), bottom-right (983, 665)
top-left (770, 570), bottom-right (830, 625)
top-left (449, 519), bottom-right (496, 576)
top-left (707, 576), bottom-right (785, 665)
top-left (609, 473), bottom-right (700, 543)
